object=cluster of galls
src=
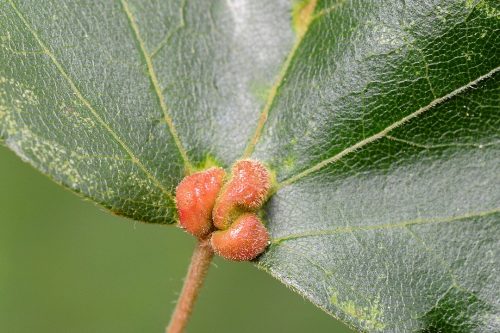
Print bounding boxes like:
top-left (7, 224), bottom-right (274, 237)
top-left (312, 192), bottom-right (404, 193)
top-left (175, 160), bottom-right (273, 261)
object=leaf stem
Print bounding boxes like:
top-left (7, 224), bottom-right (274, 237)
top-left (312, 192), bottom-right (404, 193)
top-left (166, 238), bottom-right (214, 333)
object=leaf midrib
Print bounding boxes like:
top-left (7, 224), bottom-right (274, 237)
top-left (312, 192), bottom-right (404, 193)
top-left (242, 0), bottom-right (332, 158)
top-left (8, 0), bottom-right (176, 202)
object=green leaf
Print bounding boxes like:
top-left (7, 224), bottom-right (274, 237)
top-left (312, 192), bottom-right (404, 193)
top-left (1, 0), bottom-right (499, 332)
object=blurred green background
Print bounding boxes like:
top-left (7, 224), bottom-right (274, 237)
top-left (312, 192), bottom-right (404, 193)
top-left (0, 145), bottom-right (353, 333)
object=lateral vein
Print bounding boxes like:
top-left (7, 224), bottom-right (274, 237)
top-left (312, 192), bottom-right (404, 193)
top-left (9, 0), bottom-right (175, 201)
top-left (120, 0), bottom-right (193, 174)
top-left (272, 208), bottom-right (500, 244)
top-left (279, 65), bottom-right (500, 188)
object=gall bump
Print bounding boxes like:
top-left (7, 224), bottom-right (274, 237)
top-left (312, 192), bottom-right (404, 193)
top-left (211, 213), bottom-right (270, 261)
top-left (175, 167), bottom-right (225, 238)
top-left (213, 160), bottom-right (272, 230)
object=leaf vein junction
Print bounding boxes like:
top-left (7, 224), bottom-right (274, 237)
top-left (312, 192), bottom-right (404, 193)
top-left (8, 0), bottom-right (175, 201)
top-left (150, 0), bottom-right (187, 58)
top-left (120, 0), bottom-right (193, 173)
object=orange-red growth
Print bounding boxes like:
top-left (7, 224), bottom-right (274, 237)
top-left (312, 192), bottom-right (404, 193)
top-left (175, 160), bottom-right (272, 261)
top-left (213, 160), bottom-right (271, 230)
top-left (211, 213), bottom-right (270, 261)
top-left (175, 167), bottom-right (226, 238)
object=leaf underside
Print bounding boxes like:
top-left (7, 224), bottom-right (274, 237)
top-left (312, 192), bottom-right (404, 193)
top-left (1, 0), bottom-right (498, 332)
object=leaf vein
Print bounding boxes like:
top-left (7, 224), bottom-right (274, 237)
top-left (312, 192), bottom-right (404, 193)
top-left (119, 0), bottom-right (193, 173)
top-left (272, 208), bottom-right (499, 244)
top-left (150, 0), bottom-right (187, 58)
top-left (279, 65), bottom-right (500, 187)
top-left (8, 0), bottom-right (175, 202)
top-left (242, 0), bottom-right (324, 158)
